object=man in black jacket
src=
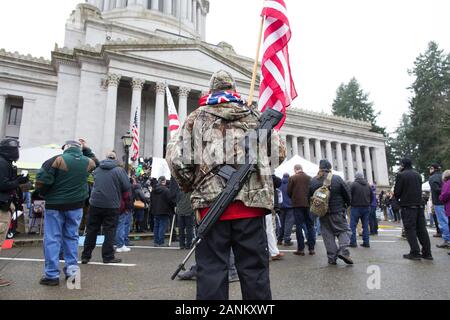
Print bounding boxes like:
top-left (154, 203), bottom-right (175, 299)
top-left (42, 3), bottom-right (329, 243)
top-left (151, 177), bottom-right (175, 247)
top-left (176, 191), bottom-right (195, 250)
top-left (81, 152), bottom-right (131, 264)
top-left (350, 172), bottom-right (374, 248)
top-left (394, 158), bottom-right (432, 260)
top-left (428, 163), bottom-right (450, 249)
top-left (309, 160), bottom-right (353, 265)
top-left (0, 139), bottom-right (28, 287)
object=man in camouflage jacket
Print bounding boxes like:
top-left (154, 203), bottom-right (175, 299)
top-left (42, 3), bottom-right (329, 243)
top-left (167, 70), bottom-right (285, 300)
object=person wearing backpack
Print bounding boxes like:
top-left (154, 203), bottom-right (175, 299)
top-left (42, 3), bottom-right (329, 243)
top-left (309, 160), bottom-right (352, 265)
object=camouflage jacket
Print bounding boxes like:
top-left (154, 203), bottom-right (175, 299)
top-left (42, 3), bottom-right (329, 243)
top-left (166, 102), bottom-right (286, 212)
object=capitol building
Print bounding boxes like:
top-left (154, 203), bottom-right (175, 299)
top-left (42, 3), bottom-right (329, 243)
top-left (0, 0), bottom-right (389, 187)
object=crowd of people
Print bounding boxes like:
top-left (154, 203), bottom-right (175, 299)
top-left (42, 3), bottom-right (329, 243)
top-left (0, 70), bottom-right (449, 301)
top-left (0, 138), bottom-right (197, 287)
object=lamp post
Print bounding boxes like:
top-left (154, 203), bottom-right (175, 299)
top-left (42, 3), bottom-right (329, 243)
top-left (121, 132), bottom-right (133, 175)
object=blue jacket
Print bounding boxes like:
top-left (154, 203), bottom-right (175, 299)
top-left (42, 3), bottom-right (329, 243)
top-left (280, 176), bottom-right (292, 208)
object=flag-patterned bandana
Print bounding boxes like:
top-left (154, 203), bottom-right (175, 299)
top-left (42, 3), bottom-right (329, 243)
top-left (199, 91), bottom-right (246, 107)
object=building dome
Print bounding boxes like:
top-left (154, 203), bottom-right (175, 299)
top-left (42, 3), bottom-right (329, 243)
top-left (85, 0), bottom-right (209, 40)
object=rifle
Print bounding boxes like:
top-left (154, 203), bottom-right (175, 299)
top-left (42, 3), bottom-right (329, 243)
top-left (171, 108), bottom-right (283, 280)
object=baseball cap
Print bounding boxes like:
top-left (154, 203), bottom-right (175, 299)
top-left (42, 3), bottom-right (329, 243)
top-left (62, 140), bottom-right (82, 150)
top-left (209, 70), bottom-right (237, 93)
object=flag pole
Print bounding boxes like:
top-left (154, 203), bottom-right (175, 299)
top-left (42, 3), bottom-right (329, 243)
top-left (247, 16), bottom-right (264, 107)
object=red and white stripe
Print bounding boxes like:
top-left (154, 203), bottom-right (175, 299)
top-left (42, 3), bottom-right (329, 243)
top-left (259, 0), bottom-right (298, 130)
top-left (166, 86), bottom-right (181, 138)
top-left (131, 109), bottom-right (140, 161)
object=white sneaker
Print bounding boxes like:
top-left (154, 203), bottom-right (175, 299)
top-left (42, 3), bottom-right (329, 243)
top-left (116, 246), bottom-right (131, 253)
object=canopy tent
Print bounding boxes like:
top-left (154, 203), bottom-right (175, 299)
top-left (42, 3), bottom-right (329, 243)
top-left (422, 181), bottom-right (431, 192)
top-left (275, 155), bottom-right (345, 180)
top-left (14, 144), bottom-right (62, 170)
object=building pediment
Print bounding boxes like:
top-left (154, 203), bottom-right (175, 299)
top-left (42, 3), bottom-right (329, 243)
top-left (103, 41), bottom-right (255, 82)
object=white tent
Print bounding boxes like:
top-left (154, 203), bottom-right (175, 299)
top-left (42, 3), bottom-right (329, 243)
top-left (275, 155), bottom-right (345, 179)
top-left (15, 144), bottom-right (62, 170)
top-left (422, 181), bottom-right (431, 192)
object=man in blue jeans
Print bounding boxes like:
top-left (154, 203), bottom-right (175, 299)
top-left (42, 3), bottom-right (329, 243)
top-left (287, 165), bottom-right (315, 255)
top-left (350, 172), bottom-right (374, 248)
top-left (151, 177), bottom-right (175, 247)
top-left (429, 163), bottom-right (450, 249)
top-left (36, 140), bottom-right (98, 286)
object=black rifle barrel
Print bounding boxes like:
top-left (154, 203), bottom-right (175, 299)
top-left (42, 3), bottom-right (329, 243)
top-left (171, 108), bottom-right (284, 280)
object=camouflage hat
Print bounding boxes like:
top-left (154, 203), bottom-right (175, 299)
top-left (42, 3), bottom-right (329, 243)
top-left (209, 70), bottom-right (237, 93)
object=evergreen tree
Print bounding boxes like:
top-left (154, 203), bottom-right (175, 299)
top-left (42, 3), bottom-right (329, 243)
top-left (408, 41), bottom-right (450, 174)
top-left (388, 114), bottom-right (416, 165)
top-left (332, 77), bottom-right (385, 135)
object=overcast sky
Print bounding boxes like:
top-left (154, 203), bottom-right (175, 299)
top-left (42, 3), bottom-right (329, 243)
top-left (1, 0), bottom-right (449, 132)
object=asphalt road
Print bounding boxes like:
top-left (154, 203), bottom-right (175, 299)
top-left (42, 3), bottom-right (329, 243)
top-left (1, 224), bottom-right (449, 300)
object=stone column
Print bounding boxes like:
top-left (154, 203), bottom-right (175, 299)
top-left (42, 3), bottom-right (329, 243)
top-left (0, 95), bottom-right (6, 139)
top-left (303, 137), bottom-right (311, 161)
top-left (153, 83), bottom-right (166, 158)
top-left (130, 78), bottom-right (145, 132)
top-left (364, 146), bottom-right (374, 185)
top-left (280, 135), bottom-right (288, 158)
top-left (180, 0), bottom-right (187, 19)
top-left (326, 140), bottom-right (333, 167)
top-left (102, 74), bottom-right (121, 156)
top-left (355, 145), bottom-right (364, 174)
top-left (314, 139), bottom-right (322, 164)
top-left (187, 0), bottom-right (192, 21)
top-left (345, 143), bottom-right (355, 181)
top-left (291, 136), bottom-right (298, 156)
top-left (336, 142), bottom-right (344, 173)
top-left (196, 5), bottom-right (202, 34)
top-left (151, 0), bottom-right (159, 10)
top-left (104, 0), bottom-right (111, 10)
top-left (178, 87), bottom-right (190, 124)
top-left (201, 11), bottom-right (206, 39)
top-left (164, 0), bottom-right (172, 15)
top-left (372, 147), bottom-right (389, 186)
top-left (18, 98), bottom-right (35, 148)
top-left (192, 0), bottom-right (197, 29)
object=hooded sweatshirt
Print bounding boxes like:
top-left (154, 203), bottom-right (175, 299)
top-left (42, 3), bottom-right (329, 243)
top-left (89, 159), bottom-right (131, 209)
top-left (350, 176), bottom-right (373, 207)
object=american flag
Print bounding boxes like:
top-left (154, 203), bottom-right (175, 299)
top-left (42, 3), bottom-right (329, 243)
top-left (259, 0), bottom-right (298, 130)
top-left (131, 109), bottom-right (140, 161)
top-left (166, 86), bottom-right (181, 139)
